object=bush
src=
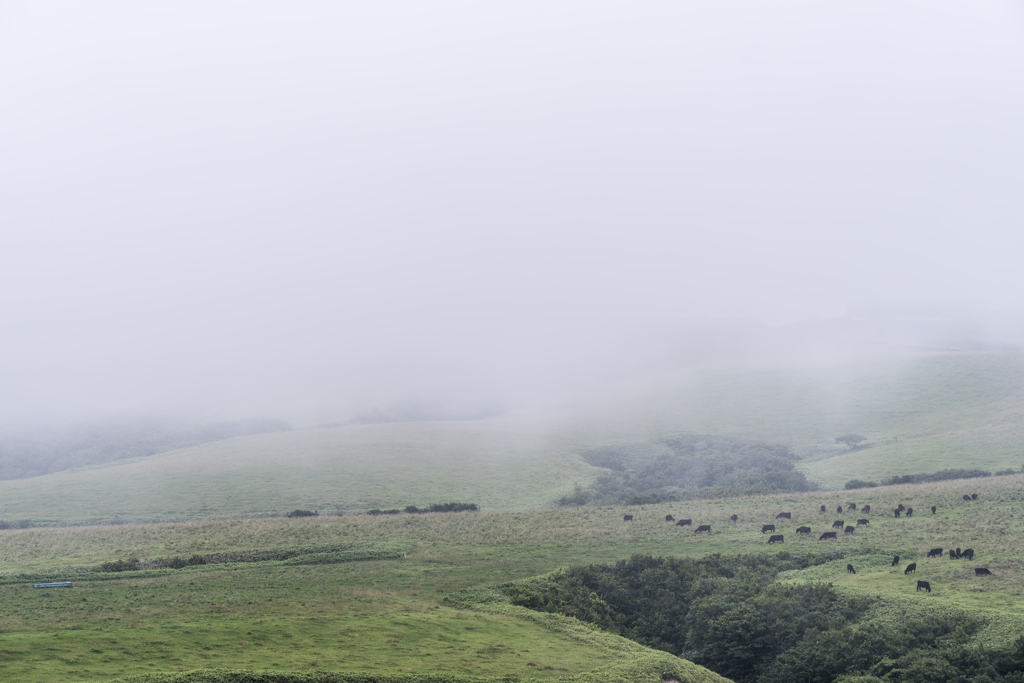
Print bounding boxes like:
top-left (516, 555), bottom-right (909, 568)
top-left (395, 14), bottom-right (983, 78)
top-left (98, 558), bottom-right (141, 572)
top-left (882, 469), bottom-right (991, 486)
top-left (285, 509), bottom-right (318, 518)
top-left (845, 479), bottom-right (879, 490)
top-left (404, 503), bottom-right (478, 514)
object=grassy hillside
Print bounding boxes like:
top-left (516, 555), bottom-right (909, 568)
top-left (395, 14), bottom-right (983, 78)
top-left (563, 349), bottom-right (1024, 489)
top-left (0, 419), bottom-right (597, 524)
top-left (1, 349), bottom-right (1022, 525)
top-left (1, 473), bottom-right (1023, 681)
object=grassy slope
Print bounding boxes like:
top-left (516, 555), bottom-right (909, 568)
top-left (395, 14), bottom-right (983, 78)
top-left (1, 473), bottom-right (1023, 681)
top-left (1, 349), bottom-right (1022, 526)
top-left (0, 419), bottom-right (597, 524)
top-left (565, 349), bottom-right (1024, 489)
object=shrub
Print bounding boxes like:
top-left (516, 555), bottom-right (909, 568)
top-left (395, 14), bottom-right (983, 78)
top-left (98, 558), bottom-right (141, 573)
top-left (845, 479), bottom-right (879, 490)
top-left (285, 509), bottom-right (318, 518)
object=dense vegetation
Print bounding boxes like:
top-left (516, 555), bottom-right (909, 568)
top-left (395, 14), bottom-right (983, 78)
top-left (844, 467), bottom-right (1021, 490)
top-left (506, 553), bottom-right (1024, 682)
top-left (560, 434), bottom-right (815, 505)
top-left (0, 417), bottom-right (290, 480)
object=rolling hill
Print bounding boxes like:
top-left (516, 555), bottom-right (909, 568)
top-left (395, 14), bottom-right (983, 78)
top-left (1, 348), bottom-right (1022, 525)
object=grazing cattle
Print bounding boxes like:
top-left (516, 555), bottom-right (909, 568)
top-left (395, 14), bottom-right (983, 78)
top-left (762, 524), bottom-right (776, 534)
top-left (665, 515), bottom-right (674, 522)
top-left (861, 505), bottom-right (871, 514)
top-left (955, 548), bottom-right (962, 559)
top-left (820, 531), bottom-right (837, 540)
top-left (844, 525), bottom-right (855, 534)
top-left (917, 580), bottom-right (931, 592)
top-left (971, 494), bottom-right (978, 500)
top-left (906, 508), bottom-right (913, 517)
top-left (694, 524), bottom-right (711, 534)
top-left (623, 515), bottom-right (633, 522)
top-left (975, 567), bottom-right (992, 576)
top-left (797, 526), bottom-right (811, 535)
top-left (894, 508), bottom-right (901, 518)
top-left (820, 505), bottom-right (827, 513)
top-left (847, 564), bottom-right (856, 574)
top-left (832, 520), bottom-right (845, 529)
top-left (730, 514), bottom-right (738, 522)
top-left (676, 519), bottom-right (692, 526)
top-left (963, 549), bottom-right (974, 560)
top-left (776, 512), bottom-right (791, 520)
top-left (848, 503), bottom-right (857, 512)
top-left (768, 534), bottom-right (784, 544)
top-left (892, 555), bottom-right (900, 567)
top-left (905, 563), bottom-right (917, 574)
top-left (897, 504), bottom-right (906, 511)
top-left (927, 548), bottom-right (944, 558)
top-left (963, 495), bottom-right (971, 502)
top-left (836, 506), bottom-right (843, 514)
top-left (949, 549), bottom-right (957, 559)
top-left (857, 519), bottom-right (869, 525)
top-left (931, 506), bottom-right (936, 514)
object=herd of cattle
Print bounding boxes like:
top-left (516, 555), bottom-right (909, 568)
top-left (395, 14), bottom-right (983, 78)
top-left (628, 492), bottom-right (993, 594)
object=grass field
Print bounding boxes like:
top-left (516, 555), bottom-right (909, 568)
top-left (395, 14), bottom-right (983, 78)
top-left (2, 472), bottom-right (1024, 681)
top-left (1, 349), bottom-right (1023, 526)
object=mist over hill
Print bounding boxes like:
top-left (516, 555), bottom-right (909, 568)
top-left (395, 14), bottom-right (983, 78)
top-left (0, 417), bottom-right (291, 481)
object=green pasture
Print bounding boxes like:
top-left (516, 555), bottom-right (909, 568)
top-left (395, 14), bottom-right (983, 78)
top-left (1, 350), bottom-right (1023, 526)
top-left (1, 473), bottom-right (1024, 681)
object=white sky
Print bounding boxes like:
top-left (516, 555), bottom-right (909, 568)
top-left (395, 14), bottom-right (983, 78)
top-left (1, 1), bottom-right (1022, 421)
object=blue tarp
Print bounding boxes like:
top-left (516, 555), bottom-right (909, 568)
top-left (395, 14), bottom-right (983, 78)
top-left (33, 582), bottom-right (72, 588)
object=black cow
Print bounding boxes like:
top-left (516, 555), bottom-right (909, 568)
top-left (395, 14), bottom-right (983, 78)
top-left (847, 564), bottom-right (856, 574)
top-left (844, 525), bottom-right (855, 534)
top-left (892, 555), bottom-right (900, 567)
top-left (820, 531), bottom-right (837, 540)
top-left (762, 524), bottom-right (776, 534)
top-left (857, 519), bottom-right (869, 525)
top-left (861, 505), bottom-right (871, 514)
top-left (931, 506), bottom-right (936, 514)
top-left (676, 519), bottom-right (692, 526)
top-left (836, 506), bottom-right (843, 514)
top-left (832, 520), bottom-right (845, 528)
top-left (975, 567), bottom-right (992, 576)
top-left (906, 507), bottom-right (914, 517)
top-left (905, 563), bottom-right (917, 574)
top-left (917, 580), bottom-right (931, 592)
top-left (894, 508), bottom-right (901, 518)
top-left (776, 512), bottom-right (791, 520)
top-left (768, 534), bottom-right (784, 544)
top-left (949, 549), bottom-right (957, 559)
top-left (955, 548), bottom-right (962, 559)
top-left (665, 515), bottom-right (674, 522)
top-left (797, 526), bottom-right (811, 535)
top-left (963, 548), bottom-right (974, 560)
top-left (963, 495), bottom-right (971, 502)
top-left (897, 504), bottom-right (906, 511)
top-left (730, 514), bottom-right (738, 522)
top-left (623, 515), bottom-right (633, 522)
top-left (971, 494), bottom-right (978, 500)
top-left (694, 524), bottom-right (711, 534)
top-left (927, 548), bottom-right (944, 558)
top-left (847, 503), bottom-right (857, 511)
top-left (820, 505), bottom-right (827, 513)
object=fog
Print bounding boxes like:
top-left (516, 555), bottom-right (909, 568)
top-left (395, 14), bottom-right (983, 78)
top-left (1, 1), bottom-right (1022, 425)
